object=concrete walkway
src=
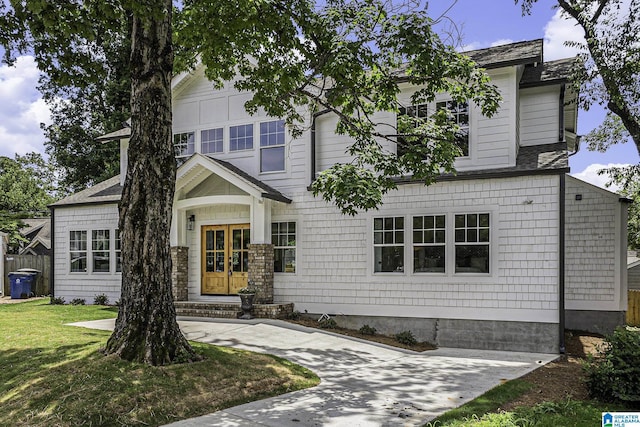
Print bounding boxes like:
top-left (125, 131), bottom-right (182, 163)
top-left (70, 318), bottom-right (557, 427)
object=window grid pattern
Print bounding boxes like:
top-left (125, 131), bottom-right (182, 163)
top-left (173, 132), bottom-right (195, 157)
top-left (272, 222), bottom-right (296, 273)
top-left (454, 213), bottom-right (490, 274)
top-left (92, 230), bottom-right (110, 273)
top-left (260, 120), bottom-right (286, 172)
top-left (413, 215), bottom-right (446, 273)
top-left (115, 229), bottom-right (122, 273)
top-left (436, 100), bottom-right (469, 156)
top-left (230, 124), bottom-right (254, 151)
top-left (373, 217), bottom-right (404, 273)
top-left (201, 128), bottom-right (224, 154)
top-left (397, 103), bottom-right (428, 157)
top-left (70, 231), bottom-right (87, 272)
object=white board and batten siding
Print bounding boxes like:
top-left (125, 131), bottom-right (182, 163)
top-left (565, 176), bottom-right (628, 312)
top-left (53, 204), bottom-right (121, 303)
top-left (273, 174), bottom-right (561, 325)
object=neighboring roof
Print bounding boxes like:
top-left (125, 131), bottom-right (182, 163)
top-left (520, 57), bottom-right (577, 88)
top-left (17, 218), bottom-right (51, 254)
top-left (465, 39), bottom-right (543, 69)
top-left (50, 175), bottom-right (122, 207)
top-left (396, 143), bottom-right (569, 185)
top-left (21, 218), bottom-right (49, 237)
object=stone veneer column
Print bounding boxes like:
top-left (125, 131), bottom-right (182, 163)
top-left (248, 243), bottom-right (274, 304)
top-left (171, 246), bottom-right (189, 301)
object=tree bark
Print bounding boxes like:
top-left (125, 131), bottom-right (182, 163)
top-left (103, 0), bottom-right (198, 365)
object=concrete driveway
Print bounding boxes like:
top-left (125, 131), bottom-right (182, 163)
top-left (70, 317), bottom-right (557, 427)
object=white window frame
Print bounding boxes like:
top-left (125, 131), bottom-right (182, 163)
top-left (115, 229), bottom-right (122, 273)
top-left (229, 124), bottom-right (254, 152)
top-left (373, 216), bottom-right (405, 273)
top-left (201, 127), bottom-right (224, 154)
top-left (173, 131), bottom-right (195, 158)
top-left (69, 230), bottom-right (87, 273)
top-left (272, 221), bottom-right (296, 273)
top-left (453, 212), bottom-right (491, 275)
top-left (412, 214), bottom-right (446, 274)
top-left (260, 120), bottom-right (286, 173)
top-left (91, 229), bottom-right (111, 273)
top-left (436, 100), bottom-right (470, 157)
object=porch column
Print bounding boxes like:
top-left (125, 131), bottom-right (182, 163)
top-left (171, 246), bottom-right (189, 301)
top-left (248, 243), bottom-right (274, 304)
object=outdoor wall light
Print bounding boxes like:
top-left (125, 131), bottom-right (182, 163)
top-left (187, 214), bottom-right (195, 231)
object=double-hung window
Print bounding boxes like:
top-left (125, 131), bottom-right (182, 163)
top-left (115, 229), bottom-right (122, 273)
top-left (396, 103), bottom-right (429, 157)
top-left (272, 221), bottom-right (296, 273)
top-left (230, 124), bottom-right (253, 151)
top-left (436, 100), bottom-right (469, 156)
top-left (70, 231), bottom-right (87, 272)
top-left (413, 215), bottom-right (446, 273)
top-left (173, 132), bottom-right (195, 157)
top-left (454, 213), bottom-right (490, 273)
top-left (373, 217), bottom-right (404, 272)
top-left (260, 120), bottom-right (286, 172)
top-left (92, 230), bottom-right (110, 273)
top-left (201, 128), bottom-right (224, 154)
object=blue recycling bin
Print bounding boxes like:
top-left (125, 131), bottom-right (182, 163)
top-left (9, 272), bottom-right (36, 299)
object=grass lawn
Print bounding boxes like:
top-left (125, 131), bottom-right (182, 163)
top-left (0, 299), bottom-right (319, 427)
top-left (426, 377), bottom-right (631, 427)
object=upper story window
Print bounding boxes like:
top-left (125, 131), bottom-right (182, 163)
top-left (454, 213), bottom-right (490, 273)
top-left (373, 217), bottom-right (404, 273)
top-left (260, 120), bottom-right (286, 172)
top-left (272, 221), bottom-right (296, 273)
top-left (397, 103), bottom-right (428, 157)
top-left (436, 100), bottom-right (469, 157)
top-left (92, 230), bottom-right (110, 273)
top-left (173, 132), bottom-right (195, 157)
top-left (201, 128), bottom-right (224, 154)
top-left (413, 215), bottom-right (446, 273)
top-left (69, 230), bottom-right (87, 273)
top-left (230, 124), bottom-right (254, 151)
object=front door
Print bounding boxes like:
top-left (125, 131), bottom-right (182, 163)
top-left (201, 224), bottom-right (250, 295)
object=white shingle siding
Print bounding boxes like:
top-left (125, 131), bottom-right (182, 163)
top-left (53, 204), bottom-right (121, 303)
top-left (565, 176), bottom-right (627, 311)
top-left (271, 175), bottom-right (560, 324)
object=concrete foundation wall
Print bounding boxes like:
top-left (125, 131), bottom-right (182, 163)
top-left (327, 313), bottom-right (559, 353)
top-left (565, 310), bottom-right (626, 336)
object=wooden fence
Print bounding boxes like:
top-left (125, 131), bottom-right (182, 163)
top-left (628, 290), bottom-right (640, 326)
top-left (3, 254), bottom-right (50, 297)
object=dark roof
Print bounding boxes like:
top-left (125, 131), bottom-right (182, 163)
top-left (50, 175), bottom-right (122, 207)
top-left (520, 58), bottom-right (577, 88)
top-left (396, 143), bottom-right (569, 185)
top-left (207, 157), bottom-right (292, 203)
top-left (465, 39), bottom-right (543, 69)
top-left (91, 183), bottom-right (123, 198)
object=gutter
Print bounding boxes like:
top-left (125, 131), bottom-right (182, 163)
top-left (559, 173), bottom-right (566, 354)
top-left (310, 109), bottom-right (332, 186)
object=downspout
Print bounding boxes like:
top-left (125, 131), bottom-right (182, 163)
top-left (49, 206), bottom-right (55, 298)
top-left (559, 174), bottom-right (566, 354)
top-left (310, 109), bottom-right (332, 186)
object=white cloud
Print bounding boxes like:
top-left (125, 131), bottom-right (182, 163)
top-left (570, 163), bottom-right (629, 192)
top-left (0, 55), bottom-right (50, 158)
top-left (543, 9), bottom-right (584, 60)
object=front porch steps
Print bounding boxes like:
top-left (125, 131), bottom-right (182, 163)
top-left (174, 301), bottom-right (294, 320)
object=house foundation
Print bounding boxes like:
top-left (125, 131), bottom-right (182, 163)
top-left (248, 243), bottom-right (274, 304)
top-left (171, 246), bottom-right (189, 301)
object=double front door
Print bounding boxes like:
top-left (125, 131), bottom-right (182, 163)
top-left (201, 224), bottom-right (250, 295)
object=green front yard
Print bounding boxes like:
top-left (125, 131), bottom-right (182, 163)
top-left (0, 299), bottom-right (318, 426)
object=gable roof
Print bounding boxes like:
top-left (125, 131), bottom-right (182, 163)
top-left (465, 39), bottom-right (543, 69)
top-left (520, 57), bottom-right (577, 88)
top-left (50, 175), bottom-right (122, 208)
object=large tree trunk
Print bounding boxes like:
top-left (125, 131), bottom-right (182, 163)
top-left (103, 1), bottom-right (197, 365)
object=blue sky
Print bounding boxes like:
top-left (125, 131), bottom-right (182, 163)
top-left (0, 0), bottom-right (637, 189)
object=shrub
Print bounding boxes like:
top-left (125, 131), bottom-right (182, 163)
top-left (50, 296), bottom-right (65, 305)
top-left (319, 317), bottom-right (337, 329)
top-left (584, 327), bottom-right (640, 403)
top-left (359, 324), bottom-right (377, 335)
top-left (70, 298), bottom-right (86, 306)
top-left (287, 310), bottom-right (302, 320)
top-left (93, 294), bottom-right (109, 305)
top-left (395, 330), bottom-right (417, 346)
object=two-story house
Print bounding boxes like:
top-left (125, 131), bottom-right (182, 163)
top-left (49, 39), bottom-right (629, 353)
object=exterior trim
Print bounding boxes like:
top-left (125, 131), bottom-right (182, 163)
top-left (559, 173), bottom-right (566, 353)
top-left (50, 206), bottom-right (55, 297)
